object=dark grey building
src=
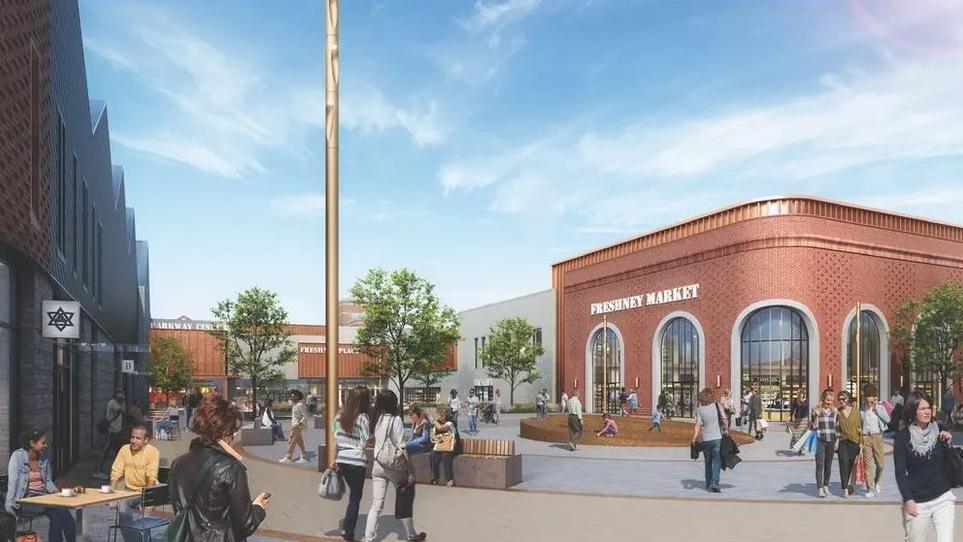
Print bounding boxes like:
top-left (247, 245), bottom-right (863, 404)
top-left (0, 0), bottom-right (150, 474)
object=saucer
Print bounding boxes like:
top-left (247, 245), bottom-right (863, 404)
top-left (59, 493), bottom-right (77, 498)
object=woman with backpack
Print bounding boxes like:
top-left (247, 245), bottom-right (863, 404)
top-left (362, 390), bottom-right (427, 542)
top-left (334, 386), bottom-right (372, 542)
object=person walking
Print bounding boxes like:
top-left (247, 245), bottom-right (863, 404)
top-left (535, 389), bottom-right (547, 419)
top-left (788, 390), bottom-right (810, 452)
top-left (836, 390), bottom-right (862, 498)
top-left (279, 390), bottom-right (309, 463)
top-left (627, 388), bottom-right (639, 416)
top-left (5, 429), bottom-right (80, 542)
top-left (567, 390), bottom-right (583, 451)
top-left (691, 388), bottom-right (726, 493)
top-left (185, 387), bottom-right (202, 429)
top-left (494, 389), bottom-right (503, 425)
top-left (362, 391), bottom-right (427, 542)
top-left (748, 382), bottom-right (763, 437)
top-left (169, 397), bottom-right (269, 541)
top-left (96, 390), bottom-right (127, 477)
top-left (894, 391), bottom-right (956, 542)
top-left (861, 384), bottom-right (890, 498)
top-left (261, 399), bottom-right (285, 443)
top-left (811, 388), bottom-right (839, 498)
top-left (891, 389), bottom-right (905, 408)
top-left (306, 392), bottom-right (318, 416)
top-left (447, 389), bottom-right (461, 429)
top-left (466, 389), bottom-right (480, 435)
top-left (942, 386), bottom-right (956, 423)
top-left (334, 386), bottom-right (372, 542)
top-left (648, 408), bottom-right (664, 432)
top-left (560, 390), bottom-right (569, 415)
top-left (721, 389), bottom-right (735, 429)
top-left (618, 387), bottom-right (629, 417)
top-left (110, 423), bottom-right (159, 542)
top-left (429, 410), bottom-right (457, 487)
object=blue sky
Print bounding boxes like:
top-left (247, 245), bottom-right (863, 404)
top-left (78, 0), bottom-right (963, 323)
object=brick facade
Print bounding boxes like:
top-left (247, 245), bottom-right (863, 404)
top-left (553, 197), bottom-right (963, 414)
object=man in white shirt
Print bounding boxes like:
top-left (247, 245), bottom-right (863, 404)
top-left (466, 389), bottom-right (481, 435)
top-left (890, 389), bottom-right (904, 407)
top-left (567, 390), bottom-right (583, 451)
top-left (447, 389), bottom-right (461, 429)
top-left (494, 389), bottom-right (503, 425)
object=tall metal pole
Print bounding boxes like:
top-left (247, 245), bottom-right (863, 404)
top-left (324, 0), bottom-right (340, 469)
top-left (855, 303), bottom-right (861, 407)
top-left (602, 315), bottom-right (608, 413)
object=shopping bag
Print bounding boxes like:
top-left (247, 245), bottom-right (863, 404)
top-left (792, 429), bottom-right (813, 452)
top-left (852, 451), bottom-right (866, 487)
top-left (318, 468), bottom-right (344, 501)
top-left (805, 431), bottom-right (818, 454)
top-left (881, 400), bottom-right (894, 416)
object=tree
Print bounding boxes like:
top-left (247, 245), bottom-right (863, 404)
top-left (148, 335), bottom-right (194, 404)
top-left (410, 302), bottom-right (459, 403)
top-left (210, 287), bottom-right (295, 417)
top-left (350, 268), bottom-right (460, 405)
top-left (893, 282), bottom-right (963, 409)
top-left (480, 317), bottom-right (544, 405)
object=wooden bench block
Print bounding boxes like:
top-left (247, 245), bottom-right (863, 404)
top-left (408, 451), bottom-right (521, 489)
top-left (237, 428), bottom-right (273, 446)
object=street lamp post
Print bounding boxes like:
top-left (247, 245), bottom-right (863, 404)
top-left (602, 315), bottom-right (608, 413)
top-left (324, 0), bottom-right (340, 469)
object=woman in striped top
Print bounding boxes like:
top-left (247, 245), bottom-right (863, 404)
top-left (334, 386), bottom-right (372, 542)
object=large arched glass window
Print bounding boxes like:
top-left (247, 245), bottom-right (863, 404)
top-left (847, 310), bottom-right (881, 406)
top-left (741, 306), bottom-right (809, 422)
top-left (591, 327), bottom-right (621, 413)
top-left (660, 317), bottom-right (700, 418)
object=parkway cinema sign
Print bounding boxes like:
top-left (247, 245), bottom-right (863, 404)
top-left (589, 283), bottom-right (700, 315)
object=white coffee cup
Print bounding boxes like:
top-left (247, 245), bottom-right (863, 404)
top-left (100, 485), bottom-right (112, 494)
top-left (61, 488), bottom-right (74, 497)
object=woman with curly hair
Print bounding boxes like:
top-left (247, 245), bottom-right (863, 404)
top-left (169, 396), bottom-right (270, 541)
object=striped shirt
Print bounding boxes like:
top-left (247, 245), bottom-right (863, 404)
top-left (814, 408), bottom-right (838, 442)
top-left (334, 413), bottom-right (370, 467)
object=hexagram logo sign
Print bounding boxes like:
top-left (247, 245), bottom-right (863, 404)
top-left (42, 300), bottom-right (81, 339)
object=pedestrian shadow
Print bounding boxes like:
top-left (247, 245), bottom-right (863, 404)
top-left (775, 450), bottom-right (804, 457)
top-left (548, 443), bottom-right (572, 451)
top-left (680, 479), bottom-right (734, 491)
top-left (355, 513), bottom-right (408, 541)
top-left (778, 482), bottom-right (820, 497)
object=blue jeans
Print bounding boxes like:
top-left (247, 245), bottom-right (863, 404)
top-left (270, 421), bottom-right (285, 441)
top-left (702, 438), bottom-right (721, 488)
top-left (468, 414), bottom-right (477, 433)
top-left (20, 504), bottom-right (76, 542)
top-left (449, 411), bottom-right (459, 429)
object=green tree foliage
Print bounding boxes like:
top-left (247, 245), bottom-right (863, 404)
top-left (893, 282), bottom-right (963, 408)
top-left (148, 335), bottom-right (194, 404)
top-left (210, 287), bottom-right (295, 415)
top-left (350, 268), bottom-right (460, 404)
top-left (480, 317), bottom-right (544, 405)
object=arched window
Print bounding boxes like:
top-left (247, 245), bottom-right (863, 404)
top-left (741, 306), bottom-right (809, 422)
top-left (847, 310), bottom-right (881, 405)
top-left (591, 327), bottom-right (621, 413)
top-left (659, 317), bottom-right (700, 418)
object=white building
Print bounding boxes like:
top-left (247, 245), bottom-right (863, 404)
top-left (435, 289), bottom-right (556, 406)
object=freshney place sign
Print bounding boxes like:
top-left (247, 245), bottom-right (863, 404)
top-left (590, 283), bottom-right (700, 315)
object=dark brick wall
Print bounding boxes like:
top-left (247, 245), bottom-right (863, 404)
top-left (0, 0), bottom-right (53, 267)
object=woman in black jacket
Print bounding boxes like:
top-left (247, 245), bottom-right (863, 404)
top-left (893, 391), bottom-right (956, 542)
top-left (170, 396), bottom-right (270, 542)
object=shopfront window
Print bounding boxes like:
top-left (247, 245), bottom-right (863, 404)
top-left (591, 327), bottom-right (621, 413)
top-left (741, 306), bottom-right (809, 422)
top-left (660, 317), bottom-right (700, 418)
top-left (847, 310), bottom-right (881, 406)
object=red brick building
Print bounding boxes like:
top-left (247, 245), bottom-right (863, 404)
top-left (552, 196), bottom-right (963, 418)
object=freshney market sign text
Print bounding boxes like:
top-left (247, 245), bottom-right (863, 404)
top-left (590, 283), bottom-right (700, 315)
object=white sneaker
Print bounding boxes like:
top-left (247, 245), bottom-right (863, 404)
top-left (295, 457), bottom-right (310, 464)
top-left (876, 482), bottom-right (882, 494)
top-left (818, 486), bottom-right (827, 498)
top-left (278, 457), bottom-right (291, 463)
top-left (865, 491), bottom-right (877, 498)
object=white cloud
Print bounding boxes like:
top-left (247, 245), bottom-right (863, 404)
top-left (440, 35), bottom-right (963, 231)
top-left (111, 133), bottom-right (264, 179)
top-left (342, 86), bottom-right (447, 146)
top-left (459, 0), bottom-right (542, 37)
top-left (82, 37), bottom-right (132, 69)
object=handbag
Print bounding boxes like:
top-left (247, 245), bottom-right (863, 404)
top-left (690, 441), bottom-right (703, 460)
top-left (375, 416), bottom-right (408, 472)
top-left (852, 449), bottom-right (866, 487)
top-left (15, 532), bottom-right (41, 542)
top-left (318, 468), bottom-right (345, 500)
top-left (164, 455), bottom-right (221, 542)
top-left (942, 441), bottom-right (963, 487)
top-left (432, 431), bottom-right (456, 453)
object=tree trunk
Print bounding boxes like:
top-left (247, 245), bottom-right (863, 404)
top-left (251, 376), bottom-right (259, 428)
top-left (509, 379), bottom-right (515, 405)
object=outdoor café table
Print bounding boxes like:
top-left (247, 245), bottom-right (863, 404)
top-left (18, 488), bottom-right (140, 541)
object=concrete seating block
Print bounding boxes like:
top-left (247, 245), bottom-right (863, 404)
top-left (237, 428), bottom-right (273, 446)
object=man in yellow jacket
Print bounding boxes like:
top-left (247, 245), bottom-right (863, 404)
top-left (110, 422), bottom-right (159, 542)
